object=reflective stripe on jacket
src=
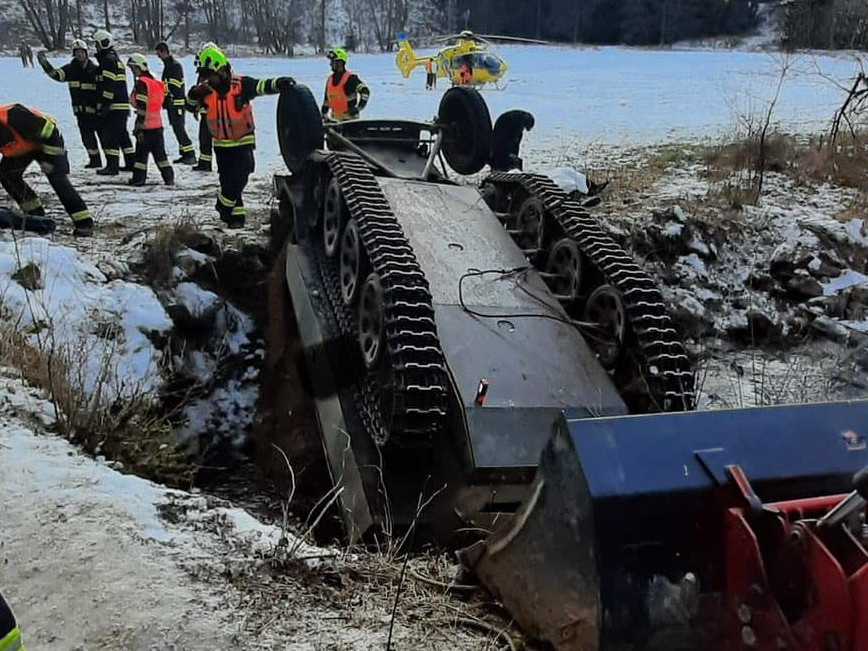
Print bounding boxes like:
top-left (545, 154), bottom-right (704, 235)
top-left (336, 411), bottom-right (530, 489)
top-left (0, 104), bottom-right (51, 158)
top-left (0, 627), bottom-right (24, 651)
top-left (326, 71), bottom-right (351, 120)
top-left (204, 76), bottom-right (255, 148)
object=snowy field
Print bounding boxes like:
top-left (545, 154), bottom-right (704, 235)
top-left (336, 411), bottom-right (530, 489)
top-left (3, 44), bottom-right (864, 177)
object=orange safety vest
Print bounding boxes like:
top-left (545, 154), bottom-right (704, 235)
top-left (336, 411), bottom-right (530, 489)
top-left (425, 59), bottom-right (434, 74)
top-left (204, 76), bottom-right (255, 147)
top-left (0, 104), bottom-right (41, 158)
top-left (326, 71), bottom-right (351, 120)
top-left (139, 75), bottom-right (165, 130)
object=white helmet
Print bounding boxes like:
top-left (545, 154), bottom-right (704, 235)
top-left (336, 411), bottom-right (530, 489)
top-left (198, 41), bottom-right (218, 55)
top-left (71, 38), bottom-right (88, 53)
top-left (126, 53), bottom-right (148, 71)
top-left (93, 29), bottom-right (113, 51)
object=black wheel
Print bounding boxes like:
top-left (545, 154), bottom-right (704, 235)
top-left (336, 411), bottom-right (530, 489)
top-left (277, 84), bottom-right (325, 174)
top-left (438, 87), bottom-right (493, 175)
top-left (322, 177), bottom-right (345, 258)
top-left (584, 284), bottom-right (626, 370)
top-left (511, 196), bottom-right (546, 253)
top-left (340, 219), bottom-right (366, 306)
top-left (358, 273), bottom-right (385, 369)
top-left (545, 238), bottom-right (582, 301)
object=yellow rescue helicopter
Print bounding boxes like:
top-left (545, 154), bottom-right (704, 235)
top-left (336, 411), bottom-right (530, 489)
top-left (396, 30), bottom-right (546, 89)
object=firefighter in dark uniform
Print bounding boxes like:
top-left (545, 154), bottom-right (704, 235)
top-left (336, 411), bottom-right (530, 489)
top-left (0, 591), bottom-right (26, 651)
top-left (154, 41), bottom-right (196, 165)
top-left (188, 47), bottom-right (293, 228)
top-left (321, 48), bottom-right (370, 122)
top-left (37, 40), bottom-right (105, 169)
top-left (93, 29), bottom-right (135, 175)
top-left (127, 54), bottom-right (174, 187)
top-left (188, 41), bottom-right (217, 172)
top-left (0, 103), bottom-right (95, 236)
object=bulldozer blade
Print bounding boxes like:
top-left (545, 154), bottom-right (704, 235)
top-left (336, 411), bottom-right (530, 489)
top-left (460, 400), bottom-right (868, 651)
top-left (459, 425), bottom-right (602, 650)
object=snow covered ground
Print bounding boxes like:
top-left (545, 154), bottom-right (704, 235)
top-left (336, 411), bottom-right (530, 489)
top-left (8, 45), bottom-right (865, 177)
top-left (2, 44), bottom-right (868, 649)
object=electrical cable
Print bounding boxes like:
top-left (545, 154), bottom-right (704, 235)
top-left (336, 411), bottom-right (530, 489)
top-left (457, 267), bottom-right (615, 346)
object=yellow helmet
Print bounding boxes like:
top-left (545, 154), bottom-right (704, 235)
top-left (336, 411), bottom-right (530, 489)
top-left (327, 48), bottom-right (349, 63)
top-left (126, 53), bottom-right (148, 71)
top-left (198, 46), bottom-right (228, 72)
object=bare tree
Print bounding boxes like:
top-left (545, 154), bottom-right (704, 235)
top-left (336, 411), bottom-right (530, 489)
top-left (103, 0), bottom-right (111, 30)
top-left (244, 0), bottom-right (304, 54)
top-left (365, 0), bottom-right (411, 52)
top-left (19, 0), bottom-right (70, 49)
top-left (130, 0), bottom-right (165, 46)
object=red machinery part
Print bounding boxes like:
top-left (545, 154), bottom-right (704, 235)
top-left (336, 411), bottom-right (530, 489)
top-left (724, 466), bottom-right (868, 650)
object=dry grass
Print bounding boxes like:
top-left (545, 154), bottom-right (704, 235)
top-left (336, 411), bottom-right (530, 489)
top-left (704, 131), bottom-right (868, 201)
top-left (0, 311), bottom-right (194, 487)
top-left (140, 217), bottom-right (210, 288)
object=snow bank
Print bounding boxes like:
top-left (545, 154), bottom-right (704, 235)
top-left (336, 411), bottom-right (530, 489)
top-left (0, 237), bottom-right (171, 399)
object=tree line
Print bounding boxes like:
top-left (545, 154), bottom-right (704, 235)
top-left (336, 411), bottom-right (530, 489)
top-left (443, 0), bottom-right (761, 45)
top-left (13, 0), bottom-right (766, 53)
top-left (781, 0), bottom-right (868, 50)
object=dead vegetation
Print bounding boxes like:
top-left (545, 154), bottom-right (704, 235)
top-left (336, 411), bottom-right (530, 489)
top-left (140, 216), bottom-right (214, 288)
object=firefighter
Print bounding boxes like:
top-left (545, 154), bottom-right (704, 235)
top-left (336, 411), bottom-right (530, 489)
top-left (425, 58), bottom-right (436, 90)
top-left (321, 48), bottom-right (369, 122)
top-left (154, 41), bottom-right (196, 165)
top-left (37, 41), bottom-right (105, 168)
top-left (127, 54), bottom-right (174, 187)
top-left (93, 30), bottom-right (135, 175)
top-left (187, 47), bottom-right (294, 228)
top-left (0, 103), bottom-right (95, 236)
top-left (1, 591), bottom-right (26, 651)
top-left (18, 43), bottom-right (28, 68)
top-left (188, 42), bottom-right (217, 172)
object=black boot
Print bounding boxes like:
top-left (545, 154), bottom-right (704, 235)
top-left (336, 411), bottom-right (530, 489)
top-left (73, 217), bottom-right (94, 237)
top-left (97, 159), bottom-right (119, 176)
top-left (128, 173), bottom-right (146, 187)
top-left (161, 167), bottom-right (175, 186)
top-left (174, 153), bottom-right (197, 165)
top-left (25, 207), bottom-right (46, 217)
top-left (193, 160), bottom-right (212, 172)
top-left (85, 156), bottom-right (102, 169)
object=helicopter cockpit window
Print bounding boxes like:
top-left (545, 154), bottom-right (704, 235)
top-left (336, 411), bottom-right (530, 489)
top-left (477, 54), bottom-right (502, 74)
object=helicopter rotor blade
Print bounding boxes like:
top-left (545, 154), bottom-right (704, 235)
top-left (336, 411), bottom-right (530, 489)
top-left (477, 34), bottom-right (550, 45)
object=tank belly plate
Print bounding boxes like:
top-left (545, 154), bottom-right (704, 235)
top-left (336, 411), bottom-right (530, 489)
top-left (377, 178), bottom-right (627, 433)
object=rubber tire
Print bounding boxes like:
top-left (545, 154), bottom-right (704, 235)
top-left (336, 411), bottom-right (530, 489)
top-left (438, 87), bottom-right (493, 175)
top-left (277, 84), bottom-right (325, 174)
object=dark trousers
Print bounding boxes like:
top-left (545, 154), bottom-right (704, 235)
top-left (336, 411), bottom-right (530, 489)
top-left (0, 142), bottom-right (91, 223)
top-left (426, 72), bottom-right (437, 89)
top-left (214, 146), bottom-right (254, 225)
top-left (77, 115), bottom-right (104, 164)
top-left (198, 117), bottom-right (212, 165)
top-left (100, 110), bottom-right (135, 171)
top-left (132, 128), bottom-right (174, 184)
top-left (167, 109), bottom-right (194, 157)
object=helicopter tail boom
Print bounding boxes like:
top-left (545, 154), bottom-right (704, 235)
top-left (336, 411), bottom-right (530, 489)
top-left (395, 39), bottom-right (430, 79)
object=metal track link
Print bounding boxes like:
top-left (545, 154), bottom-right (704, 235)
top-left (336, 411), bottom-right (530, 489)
top-left (485, 172), bottom-right (696, 412)
top-left (323, 152), bottom-right (449, 445)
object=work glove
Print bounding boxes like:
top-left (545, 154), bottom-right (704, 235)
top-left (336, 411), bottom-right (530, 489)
top-left (276, 77), bottom-right (295, 91)
top-left (188, 83), bottom-right (211, 102)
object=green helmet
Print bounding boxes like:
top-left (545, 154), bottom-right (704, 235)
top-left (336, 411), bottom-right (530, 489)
top-left (198, 46), bottom-right (228, 72)
top-left (327, 48), bottom-right (349, 64)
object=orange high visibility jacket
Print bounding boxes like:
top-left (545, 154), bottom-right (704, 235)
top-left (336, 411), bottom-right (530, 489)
top-left (0, 104), bottom-right (43, 158)
top-left (425, 59), bottom-right (434, 74)
top-left (204, 76), bottom-right (255, 147)
top-left (326, 71), bottom-right (351, 120)
top-left (137, 75), bottom-right (166, 130)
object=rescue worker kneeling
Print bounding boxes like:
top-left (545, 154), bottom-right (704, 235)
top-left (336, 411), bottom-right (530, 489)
top-left (188, 47), bottom-right (294, 228)
top-left (127, 54), bottom-right (174, 187)
top-left (0, 103), bottom-right (94, 236)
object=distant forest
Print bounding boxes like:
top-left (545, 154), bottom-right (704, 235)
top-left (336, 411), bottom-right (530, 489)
top-left (445, 0), bottom-right (761, 46)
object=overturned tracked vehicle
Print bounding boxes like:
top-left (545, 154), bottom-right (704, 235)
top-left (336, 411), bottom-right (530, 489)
top-left (263, 86), bottom-right (868, 650)
top-left (264, 85), bottom-right (693, 539)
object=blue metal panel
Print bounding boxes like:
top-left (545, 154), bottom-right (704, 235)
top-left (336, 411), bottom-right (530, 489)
top-left (562, 401), bottom-right (868, 501)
